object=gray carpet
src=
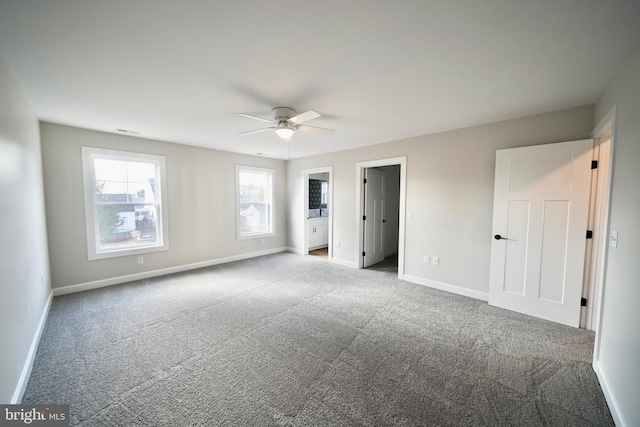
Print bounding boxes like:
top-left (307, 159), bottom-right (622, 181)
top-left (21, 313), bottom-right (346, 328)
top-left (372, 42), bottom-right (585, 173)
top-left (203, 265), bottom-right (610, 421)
top-left (367, 254), bottom-right (398, 273)
top-left (23, 252), bottom-right (613, 426)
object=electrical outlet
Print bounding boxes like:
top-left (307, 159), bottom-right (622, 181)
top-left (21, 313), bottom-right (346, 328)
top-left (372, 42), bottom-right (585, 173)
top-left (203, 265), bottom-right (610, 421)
top-left (424, 255), bottom-right (430, 264)
top-left (138, 256), bottom-right (144, 264)
top-left (433, 256), bottom-right (439, 265)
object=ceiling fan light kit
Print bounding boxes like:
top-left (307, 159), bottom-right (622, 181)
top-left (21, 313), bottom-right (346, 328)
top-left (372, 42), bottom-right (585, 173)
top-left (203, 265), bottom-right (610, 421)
top-left (275, 123), bottom-right (295, 140)
top-left (238, 107), bottom-right (335, 141)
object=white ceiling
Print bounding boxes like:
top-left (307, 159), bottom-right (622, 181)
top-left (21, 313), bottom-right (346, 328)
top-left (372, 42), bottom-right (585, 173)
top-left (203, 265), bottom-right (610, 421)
top-left (1, 1), bottom-right (639, 159)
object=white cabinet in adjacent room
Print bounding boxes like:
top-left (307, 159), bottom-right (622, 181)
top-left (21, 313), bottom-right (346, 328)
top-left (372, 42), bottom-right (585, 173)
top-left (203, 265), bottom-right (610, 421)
top-left (308, 218), bottom-right (328, 249)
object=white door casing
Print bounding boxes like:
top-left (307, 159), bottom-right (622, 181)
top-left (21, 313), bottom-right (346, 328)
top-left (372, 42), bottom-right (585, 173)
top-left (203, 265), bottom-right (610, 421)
top-left (355, 156), bottom-right (407, 279)
top-left (363, 168), bottom-right (385, 267)
top-left (489, 139), bottom-right (594, 327)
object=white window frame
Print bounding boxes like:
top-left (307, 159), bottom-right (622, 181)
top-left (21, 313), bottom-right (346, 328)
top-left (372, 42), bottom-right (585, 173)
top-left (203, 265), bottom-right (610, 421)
top-left (82, 146), bottom-right (169, 260)
top-left (236, 165), bottom-right (275, 240)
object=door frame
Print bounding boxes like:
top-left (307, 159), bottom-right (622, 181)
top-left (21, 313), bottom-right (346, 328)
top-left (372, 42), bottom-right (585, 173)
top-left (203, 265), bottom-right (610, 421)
top-left (592, 104), bottom-right (617, 355)
top-left (356, 156), bottom-right (407, 279)
top-left (303, 166), bottom-right (333, 259)
top-left (581, 135), bottom-right (612, 330)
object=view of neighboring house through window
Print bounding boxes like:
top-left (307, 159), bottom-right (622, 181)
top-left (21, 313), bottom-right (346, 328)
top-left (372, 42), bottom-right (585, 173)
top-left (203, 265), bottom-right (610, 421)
top-left (236, 165), bottom-right (274, 239)
top-left (82, 147), bottom-right (169, 260)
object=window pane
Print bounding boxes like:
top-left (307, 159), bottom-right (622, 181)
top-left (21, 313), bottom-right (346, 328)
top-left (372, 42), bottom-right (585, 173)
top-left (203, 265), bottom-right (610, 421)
top-left (95, 180), bottom-right (127, 201)
top-left (239, 171), bottom-right (268, 203)
top-left (94, 159), bottom-right (157, 203)
top-left (126, 180), bottom-right (156, 203)
top-left (97, 203), bottom-right (158, 250)
top-left (94, 159), bottom-right (127, 182)
top-left (239, 202), bottom-right (270, 234)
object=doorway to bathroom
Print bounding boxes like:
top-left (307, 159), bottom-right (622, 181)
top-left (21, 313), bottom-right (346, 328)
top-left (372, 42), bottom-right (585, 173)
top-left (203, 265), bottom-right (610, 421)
top-left (303, 167), bottom-right (333, 261)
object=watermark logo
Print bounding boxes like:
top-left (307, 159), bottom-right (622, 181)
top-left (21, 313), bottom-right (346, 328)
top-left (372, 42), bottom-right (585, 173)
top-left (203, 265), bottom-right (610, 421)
top-left (0, 405), bottom-right (69, 427)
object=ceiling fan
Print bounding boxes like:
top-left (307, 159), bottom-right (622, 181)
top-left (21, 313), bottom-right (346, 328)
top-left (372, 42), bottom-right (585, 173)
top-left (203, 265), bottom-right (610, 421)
top-left (237, 107), bottom-right (335, 140)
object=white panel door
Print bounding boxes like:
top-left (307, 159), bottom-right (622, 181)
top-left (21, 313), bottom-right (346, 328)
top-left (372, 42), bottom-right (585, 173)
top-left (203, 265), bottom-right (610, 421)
top-left (489, 139), bottom-right (593, 327)
top-left (364, 168), bottom-right (385, 267)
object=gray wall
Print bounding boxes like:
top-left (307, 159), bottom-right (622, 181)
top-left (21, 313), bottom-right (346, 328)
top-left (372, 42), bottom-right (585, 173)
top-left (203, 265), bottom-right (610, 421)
top-left (41, 123), bottom-right (287, 289)
top-left (594, 38), bottom-right (640, 427)
top-left (0, 55), bottom-right (51, 402)
top-left (287, 105), bottom-right (594, 294)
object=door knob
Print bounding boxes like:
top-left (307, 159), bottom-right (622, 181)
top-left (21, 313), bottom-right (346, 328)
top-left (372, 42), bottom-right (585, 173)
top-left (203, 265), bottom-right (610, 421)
top-left (494, 234), bottom-right (509, 240)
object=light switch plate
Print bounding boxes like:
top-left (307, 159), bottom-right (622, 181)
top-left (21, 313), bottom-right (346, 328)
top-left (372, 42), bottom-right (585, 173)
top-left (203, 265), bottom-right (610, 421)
top-left (610, 230), bottom-right (618, 248)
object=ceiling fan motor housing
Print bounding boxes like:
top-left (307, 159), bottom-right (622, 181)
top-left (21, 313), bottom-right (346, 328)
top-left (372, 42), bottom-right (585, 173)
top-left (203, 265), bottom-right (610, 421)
top-left (272, 107), bottom-right (296, 122)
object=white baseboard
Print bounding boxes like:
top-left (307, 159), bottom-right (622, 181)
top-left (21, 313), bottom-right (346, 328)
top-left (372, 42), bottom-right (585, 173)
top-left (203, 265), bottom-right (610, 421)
top-left (287, 246), bottom-right (304, 255)
top-left (331, 258), bottom-right (357, 269)
top-left (593, 360), bottom-right (626, 427)
top-left (403, 275), bottom-right (489, 301)
top-left (53, 247), bottom-right (289, 296)
top-left (12, 290), bottom-right (53, 403)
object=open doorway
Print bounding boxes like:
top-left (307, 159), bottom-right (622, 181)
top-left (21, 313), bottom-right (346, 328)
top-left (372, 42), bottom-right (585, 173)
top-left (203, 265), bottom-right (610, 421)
top-left (303, 167), bottom-right (333, 261)
top-left (356, 157), bottom-right (407, 279)
top-left (363, 165), bottom-right (401, 273)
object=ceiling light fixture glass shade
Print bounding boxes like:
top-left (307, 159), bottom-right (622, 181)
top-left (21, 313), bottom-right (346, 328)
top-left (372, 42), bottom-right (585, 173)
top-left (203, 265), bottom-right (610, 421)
top-left (275, 124), bottom-right (294, 140)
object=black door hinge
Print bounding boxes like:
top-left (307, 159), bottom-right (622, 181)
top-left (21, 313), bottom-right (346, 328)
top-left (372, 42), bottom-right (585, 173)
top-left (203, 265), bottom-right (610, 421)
top-left (363, 178), bottom-right (367, 184)
top-left (581, 298), bottom-right (587, 307)
top-left (363, 215), bottom-right (366, 220)
top-left (362, 251), bottom-right (366, 257)
top-left (586, 230), bottom-right (593, 239)
top-left (591, 160), bottom-right (598, 169)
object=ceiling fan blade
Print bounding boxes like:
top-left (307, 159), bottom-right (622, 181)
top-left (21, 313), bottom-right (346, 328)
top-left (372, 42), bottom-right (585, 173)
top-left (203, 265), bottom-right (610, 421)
top-left (237, 127), bottom-right (275, 136)
top-left (237, 113), bottom-right (275, 124)
top-left (296, 124), bottom-right (335, 135)
top-left (288, 110), bottom-right (321, 125)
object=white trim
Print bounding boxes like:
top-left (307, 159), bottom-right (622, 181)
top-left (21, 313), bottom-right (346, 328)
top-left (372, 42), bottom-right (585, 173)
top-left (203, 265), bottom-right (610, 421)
top-left (81, 146), bottom-right (170, 260)
top-left (52, 247), bottom-right (288, 296)
top-left (403, 275), bottom-right (489, 301)
top-left (235, 165), bottom-right (276, 240)
top-left (12, 290), bottom-right (53, 403)
top-left (331, 258), bottom-right (358, 269)
top-left (592, 104), bottom-right (617, 369)
top-left (581, 136), bottom-right (611, 331)
top-left (287, 246), bottom-right (304, 255)
top-left (594, 361), bottom-right (626, 427)
top-left (355, 157), bottom-right (407, 280)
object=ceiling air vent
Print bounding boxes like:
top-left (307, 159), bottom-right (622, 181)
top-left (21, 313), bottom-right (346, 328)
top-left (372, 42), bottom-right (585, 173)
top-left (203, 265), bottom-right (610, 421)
top-left (115, 128), bottom-right (140, 135)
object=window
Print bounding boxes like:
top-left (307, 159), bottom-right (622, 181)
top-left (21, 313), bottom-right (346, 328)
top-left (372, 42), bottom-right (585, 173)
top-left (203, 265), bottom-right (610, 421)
top-left (82, 147), bottom-right (169, 260)
top-left (236, 165), bottom-right (274, 239)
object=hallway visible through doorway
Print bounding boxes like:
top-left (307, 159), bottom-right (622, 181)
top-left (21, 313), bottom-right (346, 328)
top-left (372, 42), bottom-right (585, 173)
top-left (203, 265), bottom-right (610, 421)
top-left (367, 254), bottom-right (398, 273)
